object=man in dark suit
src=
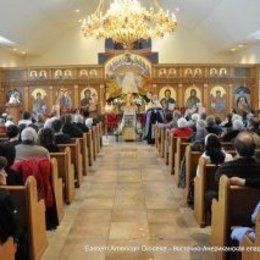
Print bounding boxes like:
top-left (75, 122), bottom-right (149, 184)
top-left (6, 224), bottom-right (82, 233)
top-left (215, 132), bottom-right (260, 183)
top-left (61, 114), bottom-right (83, 138)
top-left (52, 119), bottom-right (72, 144)
top-left (6, 125), bottom-right (20, 146)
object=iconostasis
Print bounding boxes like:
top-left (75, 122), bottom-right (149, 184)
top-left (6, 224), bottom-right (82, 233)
top-left (0, 53), bottom-right (258, 116)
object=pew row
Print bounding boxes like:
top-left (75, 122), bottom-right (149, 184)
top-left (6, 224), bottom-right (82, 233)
top-left (86, 131), bottom-right (94, 166)
top-left (184, 145), bottom-right (202, 204)
top-left (58, 139), bottom-right (83, 188)
top-left (174, 138), bottom-right (190, 184)
top-left (211, 175), bottom-right (260, 260)
top-left (73, 135), bottom-right (89, 176)
top-left (241, 213), bottom-right (260, 260)
top-left (0, 176), bottom-right (48, 260)
top-left (194, 158), bottom-right (218, 227)
top-left (164, 129), bottom-right (171, 165)
top-left (50, 147), bottom-right (75, 204)
top-left (160, 127), bottom-right (166, 158)
top-left (0, 238), bottom-right (16, 260)
top-left (50, 158), bottom-right (65, 224)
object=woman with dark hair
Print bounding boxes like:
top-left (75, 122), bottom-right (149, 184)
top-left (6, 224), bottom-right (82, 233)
top-left (38, 128), bottom-right (59, 153)
top-left (196, 134), bottom-right (233, 176)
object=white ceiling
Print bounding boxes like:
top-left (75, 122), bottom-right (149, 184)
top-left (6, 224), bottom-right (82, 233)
top-left (0, 0), bottom-right (259, 55)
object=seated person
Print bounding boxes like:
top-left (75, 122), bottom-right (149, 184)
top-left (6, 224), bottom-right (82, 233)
top-left (205, 115), bottom-right (222, 136)
top-left (18, 112), bottom-right (32, 127)
top-left (196, 134), bottom-right (233, 176)
top-left (38, 128), bottom-right (59, 153)
top-left (192, 119), bottom-right (208, 143)
top-left (52, 119), bottom-right (72, 144)
top-left (62, 114), bottom-right (83, 138)
top-left (221, 119), bottom-right (244, 142)
top-left (5, 115), bottom-right (15, 128)
top-left (215, 132), bottom-right (260, 183)
top-left (83, 110), bottom-right (93, 129)
top-left (0, 143), bottom-right (23, 185)
top-left (15, 127), bottom-right (50, 160)
top-left (171, 118), bottom-right (194, 139)
top-left (73, 114), bottom-right (89, 133)
top-left (6, 125), bottom-right (20, 146)
top-left (44, 111), bottom-right (58, 129)
top-left (231, 201), bottom-right (260, 244)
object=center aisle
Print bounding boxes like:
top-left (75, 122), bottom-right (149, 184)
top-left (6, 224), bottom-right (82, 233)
top-left (43, 141), bottom-right (214, 260)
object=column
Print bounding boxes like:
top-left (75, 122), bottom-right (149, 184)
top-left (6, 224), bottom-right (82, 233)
top-left (100, 84), bottom-right (105, 113)
top-left (74, 85), bottom-right (79, 108)
top-left (203, 84), bottom-right (209, 111)
top-left (228, 84), bottom-right (233, 112)
top-left (23, 86), bottom-right (29, 111)
top-left (48, 86), bottom-right (54, 110)
top-left (178, 84), bottom-right (183, 108)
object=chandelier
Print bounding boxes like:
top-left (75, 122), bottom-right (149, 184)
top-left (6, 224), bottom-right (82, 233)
top-left (81, 0), bottom-right (177, 49)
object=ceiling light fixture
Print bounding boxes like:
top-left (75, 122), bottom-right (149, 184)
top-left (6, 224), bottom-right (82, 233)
top-left (81, 0), bottom-right (177, 49)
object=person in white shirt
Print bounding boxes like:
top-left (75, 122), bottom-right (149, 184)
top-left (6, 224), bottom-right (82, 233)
top-left (18, 112), bottom-right (32, 127)
top-left (5, 116), bottom-right (15, 128)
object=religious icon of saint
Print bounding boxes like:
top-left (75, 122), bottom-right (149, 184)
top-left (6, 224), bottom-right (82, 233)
top-left (119, 71), bottom-right (140, 94)
top-left (30, 71), bottom-right (38, 79)
top-left (210, 68), bottom-right (218, 77)
top-left (219, 68), bottom-right (227, 77)
top-left (81, 89), bottom-right (92, 108)
top-left (237, 95), bottom-right (250, 113)
top-left (168, 68), bottom-right (177, 77)
top-left (39, 70), bottom-right (47, 79)
top-left (33, 92), bottom-right (47, 114)
top-left (160, 89), bottom-right (176, 110)
top-left (80, 69), bottom-right (89, 78)
top-left (7, 89), bottom-right (22, 105)
top-left (56, 89), bottom-right (72, 111)
top-left (194, 68), bottom-right (202, 77)
top-left (210, 88), bottom-right (226, 113)
top-left (89, 69), bottom-right (98, 78)
top-left (185, 89), bottom-right (201, 109)
top-left (64, 70), bottom-right (72, 79)
top-left (184, 68), bottom-right (193, 77)
top-left (54, 70), bottom-right (63, 79)
top-left (158, 69), bottom-right (167, 77)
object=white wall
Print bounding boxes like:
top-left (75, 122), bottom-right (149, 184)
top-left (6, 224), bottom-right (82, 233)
top-left (231, 43), bottom-right (260, 64)
top-left (152, 27), bottom-right (232, 64)
top-left (0, 47), bottom-right (25, 67)
top-left (26, 26), bottom-right (233, 66)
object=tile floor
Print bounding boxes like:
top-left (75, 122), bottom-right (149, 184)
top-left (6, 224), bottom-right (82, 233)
top-left (43, 140), bottom-right (215, 260)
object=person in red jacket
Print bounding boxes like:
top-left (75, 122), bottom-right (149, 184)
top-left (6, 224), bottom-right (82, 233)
top-left (171, 117), bottom-right (194, 138)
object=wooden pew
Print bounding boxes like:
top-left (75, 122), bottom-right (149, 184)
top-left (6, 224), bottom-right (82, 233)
top-left (0, 176), bottom-right (48, 260)
top-left (174, 138), bottom-right (190, 184)
top-left (92, 126), bottom-right (98, 160)
top-left (183, 145), bottom-right (202, 204)
top-left (99, 122), bottom-right (103, 148)
top-left (221, 142), bottom-right (234, 151)
top-left (58, 139), bottom-right (83, 188)
top-left (50, 147), bottom-right (75, 204)
top-left (0, 238), bottom-right (16, 260)
top-left (169, 135), bottom-right (178, 175)
top-left (50, 158), bottom-right (65, 224)
top-left (86, 130), bottom-right (94, 166)
top-left (154, 125), bottom-right (160, 151)
top-left (73, 135), bottom-right (89, 176)
top-left (211, 176), bottom-right (260, 260)
top-left (164, 129), bottom-right (171, 165)
top-left (194, 157), bottom-right (219, 227)
top-left (241, 213), bottom-right (260, 260)
top-left (160, 127), bottom-right (166, 158)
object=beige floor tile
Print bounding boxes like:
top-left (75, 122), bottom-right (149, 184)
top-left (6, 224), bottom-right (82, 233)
top-left (81, 198), bottom-right (114, 209)
top-left (109, 222), bottom-right (150, 240)
top-left (111, 209), bottom-right (147, 223)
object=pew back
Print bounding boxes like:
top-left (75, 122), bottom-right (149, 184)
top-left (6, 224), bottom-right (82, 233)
top-left (58, 139), bottom-right (83, 187)
top-left (184, 145), bottom-right (202, 203)
top-left (50, 147), bottom-right (75, 204)
top-left (194, 157), bottom-right (219, 227)
top-left (0, 237), bottom-right (16, 260)
top-left (211, 176), bottom-right (260, 260)
top-left (0, 176), bottom-right (48, 260)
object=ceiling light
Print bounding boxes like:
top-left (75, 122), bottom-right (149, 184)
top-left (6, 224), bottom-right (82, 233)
top-left (238, 44), bottom-right (244, 48)
top-left (21, 51), bottom-right (27, 55)
top-left (78, 19), bottom-right (82, 23)
top-left (175, 7), bottom-right (180, 12)
top-left (230, 48), bottom-right (237, 52)
top-left (81, 0), bottom-right (177, 49)
top-left (13, 48), bottom-right (17, 51)
top-left (76, 9), bottom-right (80, 13)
